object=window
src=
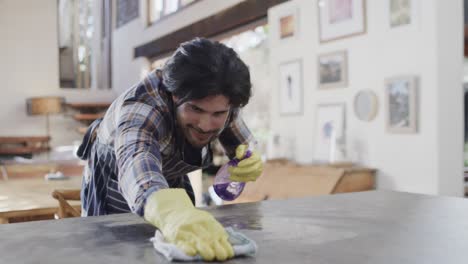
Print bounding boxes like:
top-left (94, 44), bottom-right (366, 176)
top-left (148, 0), bottom-right (198, 25)
top-left (220, 25), bottom-right (268, 54)
top-left (57, 0), bottom-right (95, 89)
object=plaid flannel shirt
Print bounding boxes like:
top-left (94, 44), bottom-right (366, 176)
top-left (78, 70), bottom-right (253, 216)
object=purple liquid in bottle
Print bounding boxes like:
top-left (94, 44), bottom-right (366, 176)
top-left (213, 151), bottom-right (251, 201)
top-left (213, 182), bottom-right (245, 201)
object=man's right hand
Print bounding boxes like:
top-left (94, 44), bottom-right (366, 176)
top-left (144, 189), bottom-right (234, 261)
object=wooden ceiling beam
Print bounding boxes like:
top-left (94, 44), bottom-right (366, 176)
top-left (134, 0), bottom-right (288, 60)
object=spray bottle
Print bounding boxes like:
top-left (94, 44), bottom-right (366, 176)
top-left (213, 142), bottom-right (255, 201)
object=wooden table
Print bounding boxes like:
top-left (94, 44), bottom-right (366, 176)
top-left (0, 160), bottom-right (84, 180)
top-left (0, 176), bottom-right (82, 223)
top-left (1, 190), bottom-right (467, 263)
top-left (0, 136), bottom-right (50, 157)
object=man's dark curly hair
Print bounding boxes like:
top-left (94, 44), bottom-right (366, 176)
top-left (162, 38), bottom-right (252, 108)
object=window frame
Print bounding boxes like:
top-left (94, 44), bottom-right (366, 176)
top-left (147, 0), bottom-right (199, 26)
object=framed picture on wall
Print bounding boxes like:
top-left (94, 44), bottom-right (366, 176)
top-left (279, 14), bottom-right (295, 39)
top-left (386, 0), bottom-right (420, 29)
top-left (277, 7), bottom-right (299, 40)
top-left (313, 103), bottom-right (346, 162)
top-left (279, 59), bottom-right (303, 115)
top-left (354, 90), bottom-right (379, 122)
top-left (318, 0), bottom-right (366, 43)
top-left (318, 50), bottom-right (348, 89)
top-left (385, 75), bottom-right (418, 133)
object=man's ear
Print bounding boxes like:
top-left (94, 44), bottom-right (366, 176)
top-left (172, 95), bottom-right (179, 102)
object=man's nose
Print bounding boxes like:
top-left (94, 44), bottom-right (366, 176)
top-left (198, 114), bottom-right (217, 132)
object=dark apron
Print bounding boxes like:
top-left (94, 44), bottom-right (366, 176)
top-left (77, 119), bottom-right (204, 216)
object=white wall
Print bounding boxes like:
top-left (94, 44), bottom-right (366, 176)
top-left (436, 0), bottom-right (464, 195)
top-left (268, 0), bottom-right (463, 196)
top-left (0, 0), bottom-right (117, 148)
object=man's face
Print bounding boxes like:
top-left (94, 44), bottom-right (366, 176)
top-left (173, 95), bottom-right (231, 148)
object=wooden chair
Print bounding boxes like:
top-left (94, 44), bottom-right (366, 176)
top-left (0, 161), bottom-right (7, 180)
top-left (52, 189), bottom-right (81, 218)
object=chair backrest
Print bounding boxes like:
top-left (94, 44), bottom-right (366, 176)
top-left (52, 189), bottom-right (81, 219)
top-left (0, 162), bottom-right (7, 180)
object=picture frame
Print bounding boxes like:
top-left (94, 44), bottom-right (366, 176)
top-left (279, 59), bottom-right (303, 115)
top-left (279, 14), bottom-right (295, 39)
top-left (386, 0), bottom-right (420, 29)
top-left (354, 90), bottom-right (379, 121)
top-left (276, 7), bottom-right (300, 41)
top-left (318, 0), bottom-right (366, 43)
top-left (318, 50), bottom-right (348, 89)
top-left (313, 103), bottom-right (346, 162)
top-left (385, 75), bottom-right (418, 133)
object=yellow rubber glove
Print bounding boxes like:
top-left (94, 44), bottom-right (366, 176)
top-left (144, 189), bottom-right (234, 261)
top-left (228, 144), bottom-right (263, 182)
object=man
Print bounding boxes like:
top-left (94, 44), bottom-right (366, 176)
top-left (77, 38), bottom-right (263, 261)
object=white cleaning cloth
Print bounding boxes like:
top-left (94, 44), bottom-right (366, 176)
top-left (150, 227), bottom-right (257, 262)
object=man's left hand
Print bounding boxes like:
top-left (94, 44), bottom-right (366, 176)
top-left (228, 144), bottom-right (263, 182)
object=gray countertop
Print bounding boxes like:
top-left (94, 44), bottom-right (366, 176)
top-left (1, 190), bottom-right (467, 263)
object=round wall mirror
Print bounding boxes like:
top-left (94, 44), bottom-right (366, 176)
top-left (354, 90), bottom-right (378, 121)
